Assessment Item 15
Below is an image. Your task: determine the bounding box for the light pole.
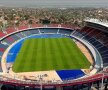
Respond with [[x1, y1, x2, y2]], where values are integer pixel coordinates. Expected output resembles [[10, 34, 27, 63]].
[[37, 75, 43, 90], [101, 68, 106, 90], [101, 72, 104, 90], [40, 76, 43, 90]]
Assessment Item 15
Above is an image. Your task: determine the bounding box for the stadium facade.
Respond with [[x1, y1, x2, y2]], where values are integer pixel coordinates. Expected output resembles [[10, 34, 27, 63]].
[[0, 19, 108, 90]]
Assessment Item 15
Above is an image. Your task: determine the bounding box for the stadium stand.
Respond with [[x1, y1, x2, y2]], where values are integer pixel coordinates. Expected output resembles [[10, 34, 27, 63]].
[[0, 32, 6, 38], [18, 26, 28, 30], [73, 26, 108, 65], [0, 22, 108, 90], [29, 29, 39, 34], [10, 34, 21, 41], [39, 28, 58, 34], [6, 27, 16, 34], [59, 28, 73, 35], [23, 30, 32, 36]]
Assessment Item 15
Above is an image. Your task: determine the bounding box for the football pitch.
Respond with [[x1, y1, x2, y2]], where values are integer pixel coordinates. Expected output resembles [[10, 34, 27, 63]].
[[12, 38, 90, 72]]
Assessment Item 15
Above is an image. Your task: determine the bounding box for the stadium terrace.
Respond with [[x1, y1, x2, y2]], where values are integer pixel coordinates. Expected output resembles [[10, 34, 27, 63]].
[[0, 19, 108, 90]]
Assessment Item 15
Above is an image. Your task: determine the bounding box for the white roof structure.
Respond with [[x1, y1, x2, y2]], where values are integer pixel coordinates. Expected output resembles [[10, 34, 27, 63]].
[[85, 18, 108, 28]]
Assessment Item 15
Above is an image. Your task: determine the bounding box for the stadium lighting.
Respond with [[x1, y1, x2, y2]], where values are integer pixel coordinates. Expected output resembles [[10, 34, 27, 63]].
[[101, 68, 106, 90], [37, 75, 44, 90]]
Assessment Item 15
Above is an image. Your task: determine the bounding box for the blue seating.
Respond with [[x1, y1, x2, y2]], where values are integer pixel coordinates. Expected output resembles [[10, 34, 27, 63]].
[[6, 37, 15, 43], [3, 39, 12, 45], [74, 31, 84, 38], [7, 40, 23, 63], [29, 29, 39, 34], [10, 35, 20, 41], [0, 52, 3, 56], [0, 43, 8, 49], [84, 35, 90, 40], [23, 30, 32, 36], [101, 50, 108, 55], [102, 57, 108, 64], [16, 32, 25, 38], [98, 46, 108, 52], [59, 29, 72, 35], [40, 28, 58, 33]]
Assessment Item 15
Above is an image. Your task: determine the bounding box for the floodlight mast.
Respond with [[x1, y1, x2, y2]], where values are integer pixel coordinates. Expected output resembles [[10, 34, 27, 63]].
[[37, 75, 43, 90], [101, 68, 106, 90]]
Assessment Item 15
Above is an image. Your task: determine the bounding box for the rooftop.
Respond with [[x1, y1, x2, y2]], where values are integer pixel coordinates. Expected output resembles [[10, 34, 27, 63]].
[[85, 18, 108, 28]]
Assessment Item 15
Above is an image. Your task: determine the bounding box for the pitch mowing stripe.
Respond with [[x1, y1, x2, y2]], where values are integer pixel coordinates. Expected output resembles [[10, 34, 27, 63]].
[[62, 38, 80, 68], [55, 38, 66, 69], [68, 39, 82, 68], [26, 39, 36, 71], [64, 38, 85, 68], [19, 40, 30, 53], [21, 39, 34, 72], [65, 38, 90, 68], [46, 39, 53, 70], [56, 38, 71, 69], [52, 38, 65, 69], [50, 39, 61, 69], [34, 39, 40, 70], [38, 39, 44, 70], [23, 39, 37, 71], [33, 39, 39, 70], [45, 39, 55, 70], [59, 38, 77, 68], [59, 38, 73, 69], [12, 40, 29, 72], [41, 38, 47, 70], [40, 38, 44, 71], [43, 39, 50, 70], [22, 40, 33, 72], [13, 38, 91, 72], [49, 38, 59, 70], [13, 40, 31, 72], [60, 38, 76, 67], [35, 39, 43, 70], [55, 38, 68, 69], [31, 39, 39, 70]]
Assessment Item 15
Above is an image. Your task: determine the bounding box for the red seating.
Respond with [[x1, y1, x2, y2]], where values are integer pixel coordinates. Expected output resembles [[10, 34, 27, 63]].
[[0, 32, 6, 38], [6, 27, 15, 34], [81, 26, 90, 31], [6, 37, 15, 42], [80, 26, 108, 49], [0, 48, 5, 52], [88, 28, 102, 36], [60, 24, 75, 29], [47, 24, 59, 27], [18, 26, 28, 31], [31, 24, 43, 28]]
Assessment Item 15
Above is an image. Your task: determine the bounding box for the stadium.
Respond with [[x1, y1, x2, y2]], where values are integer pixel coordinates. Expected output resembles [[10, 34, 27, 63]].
[[0, 18, 108, 90]]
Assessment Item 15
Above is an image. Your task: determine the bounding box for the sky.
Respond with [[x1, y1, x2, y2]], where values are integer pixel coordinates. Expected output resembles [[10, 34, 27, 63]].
[[0, 0, 108, 8]]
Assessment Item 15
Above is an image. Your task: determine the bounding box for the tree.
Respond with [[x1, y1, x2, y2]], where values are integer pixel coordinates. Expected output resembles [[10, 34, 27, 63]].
[[0, 21, 3, 31]]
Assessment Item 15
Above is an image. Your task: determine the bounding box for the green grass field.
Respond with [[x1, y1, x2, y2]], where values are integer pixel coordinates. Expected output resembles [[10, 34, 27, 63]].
[[12, 38, 90, 72]]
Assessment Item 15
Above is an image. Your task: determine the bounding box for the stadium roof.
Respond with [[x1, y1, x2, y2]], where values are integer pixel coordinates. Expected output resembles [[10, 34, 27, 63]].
[[85, 18, 108, 28]]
